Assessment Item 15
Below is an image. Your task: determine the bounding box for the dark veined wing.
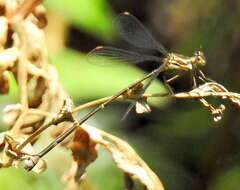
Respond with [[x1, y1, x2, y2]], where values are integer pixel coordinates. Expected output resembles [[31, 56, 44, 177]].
[[87, 46, 162, 66], [115, 12, 168, 55]]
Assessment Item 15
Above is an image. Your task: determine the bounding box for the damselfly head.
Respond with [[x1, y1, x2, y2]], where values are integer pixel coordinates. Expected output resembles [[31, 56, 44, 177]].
[[194, 51, 206, 66]]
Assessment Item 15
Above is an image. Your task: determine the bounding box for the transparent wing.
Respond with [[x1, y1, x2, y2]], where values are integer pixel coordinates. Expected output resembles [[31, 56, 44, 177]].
[[115, 12, 168, 55], [87, 46, 162, 66]]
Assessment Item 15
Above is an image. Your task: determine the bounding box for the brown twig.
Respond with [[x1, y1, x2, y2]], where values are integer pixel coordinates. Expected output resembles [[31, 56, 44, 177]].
[[18, 101, 74, 149], [172, 91, 240, 99], [72, 92, 169, 113]]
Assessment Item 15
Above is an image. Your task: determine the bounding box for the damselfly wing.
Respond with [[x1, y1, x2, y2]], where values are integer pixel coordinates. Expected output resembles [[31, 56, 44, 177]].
[[88, 46, 162, 66], [88, 12, 206, 73]]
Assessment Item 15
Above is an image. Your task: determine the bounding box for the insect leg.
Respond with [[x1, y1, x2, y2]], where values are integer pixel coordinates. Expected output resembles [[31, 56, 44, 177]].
[[190, 70, 197, 89], [163, 75, 175, 95], [198, 69, 215, 82]]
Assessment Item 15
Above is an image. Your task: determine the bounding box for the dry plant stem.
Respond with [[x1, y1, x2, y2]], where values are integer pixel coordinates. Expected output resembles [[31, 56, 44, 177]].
[[72, 96, 115, 113], [172, 91, 240, 99], [9, 18, 29, 132], [35, 64, 167, 161], [9, 18, 29, 109], [11, 111, 28, 132], [74, 91, 240, 102], [17, 43, 28, 110], [19, 109, 74, 149], [72, 92, 170, 113]]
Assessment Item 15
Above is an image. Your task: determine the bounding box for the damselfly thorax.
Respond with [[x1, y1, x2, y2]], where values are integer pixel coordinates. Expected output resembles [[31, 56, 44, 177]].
[[164, 51, 206, 71]]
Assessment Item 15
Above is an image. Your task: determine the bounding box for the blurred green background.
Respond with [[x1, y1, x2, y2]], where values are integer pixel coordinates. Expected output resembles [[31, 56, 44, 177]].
[[1, 0, 240, 190]]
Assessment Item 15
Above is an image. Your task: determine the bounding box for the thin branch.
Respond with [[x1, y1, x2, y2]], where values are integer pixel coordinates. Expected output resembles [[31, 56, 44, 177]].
[[172, 91, 240, 99], [72, 96, 114, 113], [18, 102, 74, 149], [72, 93, 169, 113]]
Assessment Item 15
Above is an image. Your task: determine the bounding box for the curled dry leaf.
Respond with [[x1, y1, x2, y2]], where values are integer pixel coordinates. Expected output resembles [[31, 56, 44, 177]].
[[173, 82, 240, 121], [70, 127, 98, 182], [66, 124, 164, 190]]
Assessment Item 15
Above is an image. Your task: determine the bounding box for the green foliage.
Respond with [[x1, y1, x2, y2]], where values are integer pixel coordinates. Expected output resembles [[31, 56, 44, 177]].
[[0, 168, 61, 190], [87, 148, 123, 190], [209, 166, 240, 190], [45, 0, 115, 40]]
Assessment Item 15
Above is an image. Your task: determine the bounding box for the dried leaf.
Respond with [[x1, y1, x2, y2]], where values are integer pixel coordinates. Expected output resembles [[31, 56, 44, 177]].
[[70, 127, 98, 182], [78, 124, 165, 190]]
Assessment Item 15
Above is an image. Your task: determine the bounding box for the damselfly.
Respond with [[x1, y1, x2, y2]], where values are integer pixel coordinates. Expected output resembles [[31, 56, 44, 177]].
[[88, 12, 209, 117], [24, 13, 211, 168]]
